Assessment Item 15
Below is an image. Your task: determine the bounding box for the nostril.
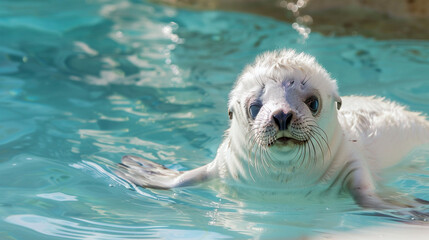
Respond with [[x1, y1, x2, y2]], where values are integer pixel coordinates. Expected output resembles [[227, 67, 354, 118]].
[[273, 115, 281, 129], [272, 111, 293, 131], [285, 112, 292, 128]]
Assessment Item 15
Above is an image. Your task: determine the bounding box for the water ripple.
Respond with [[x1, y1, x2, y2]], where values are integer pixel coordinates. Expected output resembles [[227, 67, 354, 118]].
[[5, 214, 232, 239], [5, 214, 158, 239], [1, 0, 429, 239], [37, 192, 78, 202]]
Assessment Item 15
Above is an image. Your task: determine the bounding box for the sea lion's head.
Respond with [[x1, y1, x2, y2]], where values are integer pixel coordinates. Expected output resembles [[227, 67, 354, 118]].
[[228, 50, 342, 167]]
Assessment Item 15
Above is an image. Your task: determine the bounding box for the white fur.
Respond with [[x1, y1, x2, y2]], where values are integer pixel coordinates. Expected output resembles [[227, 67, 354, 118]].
[[210, 49, 429, 208], [339, 96, 429, 170]]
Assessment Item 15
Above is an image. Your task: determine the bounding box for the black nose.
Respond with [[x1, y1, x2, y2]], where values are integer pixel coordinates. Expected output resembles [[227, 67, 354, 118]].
[[272, 110, 293, 131]]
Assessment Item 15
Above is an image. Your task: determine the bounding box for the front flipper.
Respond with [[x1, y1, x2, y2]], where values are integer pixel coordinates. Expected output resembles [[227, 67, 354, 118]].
[[116, 155, 216, 189], [347, 160, 429, 220], [117, 155, 181, 189]]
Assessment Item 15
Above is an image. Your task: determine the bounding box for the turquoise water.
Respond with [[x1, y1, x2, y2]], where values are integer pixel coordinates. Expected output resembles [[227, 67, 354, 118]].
[[1, 0, 429, 239]]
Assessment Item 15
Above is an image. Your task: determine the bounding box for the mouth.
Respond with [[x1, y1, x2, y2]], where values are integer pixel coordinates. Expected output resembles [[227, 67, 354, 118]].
[[268, 136, 307, 147], [276, 137, 291, 144]]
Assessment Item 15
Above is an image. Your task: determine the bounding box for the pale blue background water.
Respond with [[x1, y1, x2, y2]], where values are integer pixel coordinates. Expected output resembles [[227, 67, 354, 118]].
[[1, 0, 429, 239]]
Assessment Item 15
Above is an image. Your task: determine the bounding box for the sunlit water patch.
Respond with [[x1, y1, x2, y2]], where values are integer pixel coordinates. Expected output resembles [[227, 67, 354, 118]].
[[0, 0, 428, 239]]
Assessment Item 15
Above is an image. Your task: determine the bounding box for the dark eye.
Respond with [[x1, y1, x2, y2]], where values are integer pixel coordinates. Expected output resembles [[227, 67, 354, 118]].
[[249, 104, 262, 119], [305, 96, 319, 114]]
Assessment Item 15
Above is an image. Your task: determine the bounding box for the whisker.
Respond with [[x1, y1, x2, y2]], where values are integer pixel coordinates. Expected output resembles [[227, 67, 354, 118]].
[[246, 110, 334, 177], [307, 130, 324, 164], [307, 133, 317, 168], [310, 127, 331, 159], [312, 129, 327, 163]]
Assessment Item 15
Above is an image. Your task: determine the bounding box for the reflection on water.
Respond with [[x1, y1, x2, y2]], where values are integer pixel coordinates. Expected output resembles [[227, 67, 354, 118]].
[[0, 0, 428, 239]]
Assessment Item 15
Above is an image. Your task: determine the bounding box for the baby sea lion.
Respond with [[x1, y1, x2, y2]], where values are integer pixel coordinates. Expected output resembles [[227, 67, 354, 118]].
[[117, 49, 429, 212]]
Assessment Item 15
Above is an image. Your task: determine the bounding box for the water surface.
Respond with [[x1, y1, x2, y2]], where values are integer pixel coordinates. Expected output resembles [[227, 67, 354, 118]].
[[1, 0, 428, 239]]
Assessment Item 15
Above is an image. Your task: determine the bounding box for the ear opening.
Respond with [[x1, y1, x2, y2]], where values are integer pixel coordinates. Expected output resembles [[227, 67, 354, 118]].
[[334, 93, 342, 110], [227, 99, 238, 120]]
